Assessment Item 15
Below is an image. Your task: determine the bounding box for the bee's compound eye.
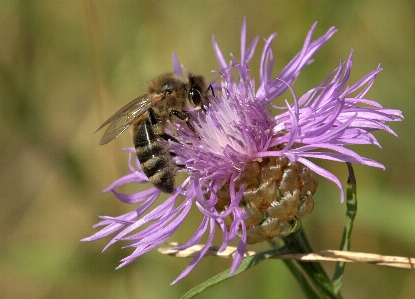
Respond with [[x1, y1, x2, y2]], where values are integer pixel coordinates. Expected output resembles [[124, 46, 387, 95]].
[[189, 86, 202, 106]]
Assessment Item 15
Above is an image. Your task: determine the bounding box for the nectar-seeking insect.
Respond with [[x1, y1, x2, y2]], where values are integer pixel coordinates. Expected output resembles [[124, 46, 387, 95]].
[[96, 73, 209, 193]]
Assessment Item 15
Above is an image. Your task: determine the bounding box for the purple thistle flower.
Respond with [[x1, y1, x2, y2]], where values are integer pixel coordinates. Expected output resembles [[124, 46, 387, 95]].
[[83, 19, 403, 284]]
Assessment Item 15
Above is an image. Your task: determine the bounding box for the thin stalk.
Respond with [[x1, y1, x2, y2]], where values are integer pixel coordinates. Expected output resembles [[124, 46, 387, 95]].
[[271, 226, 343, 299]]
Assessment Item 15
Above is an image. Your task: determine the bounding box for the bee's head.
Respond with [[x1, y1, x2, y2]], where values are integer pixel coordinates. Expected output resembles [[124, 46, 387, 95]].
[[187, 74, 210, 110]]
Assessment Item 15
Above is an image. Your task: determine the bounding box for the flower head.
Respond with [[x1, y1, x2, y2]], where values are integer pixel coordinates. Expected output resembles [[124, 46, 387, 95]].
[[83, 19, 403, 283]]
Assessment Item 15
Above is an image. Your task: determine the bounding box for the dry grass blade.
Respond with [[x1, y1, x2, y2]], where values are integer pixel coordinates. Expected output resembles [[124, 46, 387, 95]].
[[159, 243, 415, 269]]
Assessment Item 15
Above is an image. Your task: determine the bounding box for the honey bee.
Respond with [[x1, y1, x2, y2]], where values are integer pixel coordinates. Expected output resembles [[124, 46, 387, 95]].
[[96, 73, 209, 193]]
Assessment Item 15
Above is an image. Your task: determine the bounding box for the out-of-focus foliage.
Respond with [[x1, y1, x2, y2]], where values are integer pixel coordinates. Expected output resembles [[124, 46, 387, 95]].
[[1, 1, 414, 298]]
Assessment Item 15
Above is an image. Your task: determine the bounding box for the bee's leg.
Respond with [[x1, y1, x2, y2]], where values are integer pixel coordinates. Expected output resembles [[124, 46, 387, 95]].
[[170, 151, 185, 169], [173, 157, 186, 169], [168, 149, 185, 169], [147, 108, 181, 143], [170, 110, 199, 137], [147, 107, 164, 135], [170, 110, 189, 122], [208, 84, 215, 97], [160, 133, 180, 143]]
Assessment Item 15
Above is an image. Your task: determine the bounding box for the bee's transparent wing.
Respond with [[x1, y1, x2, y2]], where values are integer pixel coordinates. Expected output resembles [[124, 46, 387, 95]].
[[96, 93, 165, 145]]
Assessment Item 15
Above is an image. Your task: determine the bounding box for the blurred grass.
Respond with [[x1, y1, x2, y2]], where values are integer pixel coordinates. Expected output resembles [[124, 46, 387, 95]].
[[0, 1, 414, 298]]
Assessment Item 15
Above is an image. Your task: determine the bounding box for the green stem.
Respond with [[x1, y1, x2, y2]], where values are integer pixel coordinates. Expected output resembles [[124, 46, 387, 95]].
[[283, 259, 322, 299], [275, 226, 343, 299]]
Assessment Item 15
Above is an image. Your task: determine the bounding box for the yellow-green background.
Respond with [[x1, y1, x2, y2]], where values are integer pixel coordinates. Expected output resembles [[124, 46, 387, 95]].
[[1, 1, 414, 298]]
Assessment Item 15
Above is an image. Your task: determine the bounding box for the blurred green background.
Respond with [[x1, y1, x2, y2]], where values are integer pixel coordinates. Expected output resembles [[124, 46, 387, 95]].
[[1, 1, 414, 298]]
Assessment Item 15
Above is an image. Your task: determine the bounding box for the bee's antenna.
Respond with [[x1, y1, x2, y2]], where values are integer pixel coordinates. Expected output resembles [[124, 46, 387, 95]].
[[207, 84, 216, 97]]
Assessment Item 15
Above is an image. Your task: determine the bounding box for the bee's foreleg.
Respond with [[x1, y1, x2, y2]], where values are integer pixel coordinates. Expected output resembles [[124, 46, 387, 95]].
[[170, 110, 189, 122], [170, 110, 199, 138]]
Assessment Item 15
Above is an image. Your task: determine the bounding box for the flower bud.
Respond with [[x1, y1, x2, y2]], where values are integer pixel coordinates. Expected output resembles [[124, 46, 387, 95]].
[[216, 157, 318, 244]]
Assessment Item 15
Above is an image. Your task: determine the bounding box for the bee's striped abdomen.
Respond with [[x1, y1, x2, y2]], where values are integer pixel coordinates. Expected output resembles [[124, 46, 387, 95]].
[[133, 119, 176, 193]]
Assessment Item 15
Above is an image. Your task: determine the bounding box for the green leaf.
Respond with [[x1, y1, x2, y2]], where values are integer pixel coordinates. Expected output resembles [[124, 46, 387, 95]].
[[332, 162, 357, 292], [181, 247, 287, 299], [283, 227, 341, 299], [282, 259, 323, 299]]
